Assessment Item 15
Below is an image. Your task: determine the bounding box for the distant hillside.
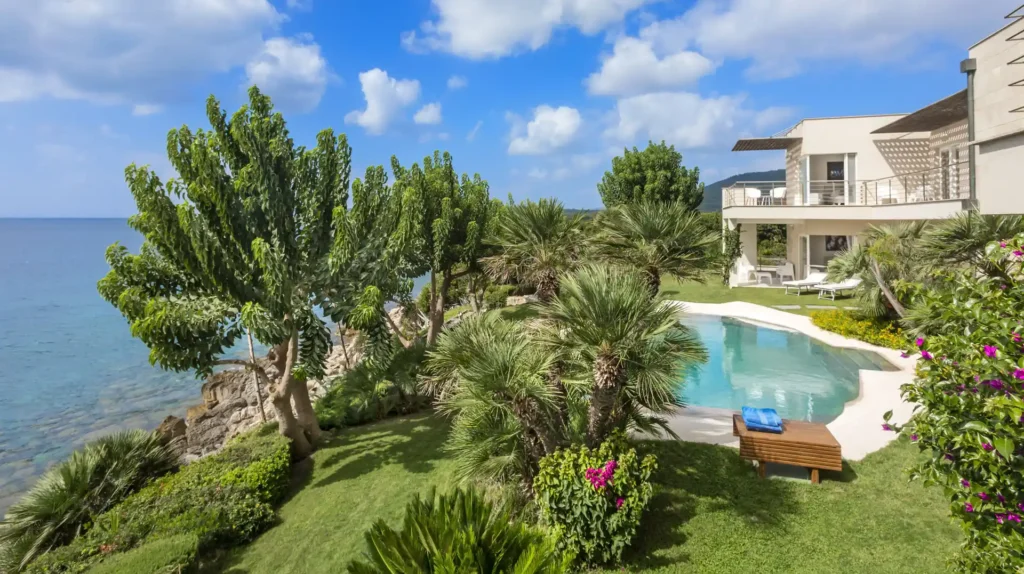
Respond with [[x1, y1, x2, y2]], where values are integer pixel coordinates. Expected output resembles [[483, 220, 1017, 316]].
[[699, 169, 785, 212]]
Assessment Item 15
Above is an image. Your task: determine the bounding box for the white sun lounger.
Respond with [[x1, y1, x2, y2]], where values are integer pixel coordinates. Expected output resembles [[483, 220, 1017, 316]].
[[782, 272, 828, 295], [817, 277, 862, 300]]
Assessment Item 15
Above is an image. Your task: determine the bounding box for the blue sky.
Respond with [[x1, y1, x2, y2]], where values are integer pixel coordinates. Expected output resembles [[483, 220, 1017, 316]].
[[0, 0, 1016, 217]]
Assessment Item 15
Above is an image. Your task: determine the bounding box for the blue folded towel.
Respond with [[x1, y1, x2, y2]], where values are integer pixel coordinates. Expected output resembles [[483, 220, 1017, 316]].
[[742, 406, 783, 433]]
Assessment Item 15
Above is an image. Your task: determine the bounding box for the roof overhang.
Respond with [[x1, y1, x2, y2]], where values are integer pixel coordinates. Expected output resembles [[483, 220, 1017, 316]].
[[872, 90, 967, 134], [731, 137, 801, 151]]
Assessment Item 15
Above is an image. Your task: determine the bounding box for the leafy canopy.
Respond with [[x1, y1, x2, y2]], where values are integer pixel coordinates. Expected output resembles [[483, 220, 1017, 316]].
[[598, 140, 703, 210]]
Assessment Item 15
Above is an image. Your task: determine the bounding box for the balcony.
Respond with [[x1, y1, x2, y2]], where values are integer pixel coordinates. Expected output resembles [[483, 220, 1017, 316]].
[[723, 161, 970, 209]]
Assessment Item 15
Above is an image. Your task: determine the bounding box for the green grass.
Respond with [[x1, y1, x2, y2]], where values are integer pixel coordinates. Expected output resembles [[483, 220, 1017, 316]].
[[659, 277, 856, 316], [215, 413, 959, 574]]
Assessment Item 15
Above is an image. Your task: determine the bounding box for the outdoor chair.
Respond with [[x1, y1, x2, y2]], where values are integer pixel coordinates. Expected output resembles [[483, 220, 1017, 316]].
[[776, 262, 795, 283], [782, 271, 827, 295], [817, 277, 862, 300]]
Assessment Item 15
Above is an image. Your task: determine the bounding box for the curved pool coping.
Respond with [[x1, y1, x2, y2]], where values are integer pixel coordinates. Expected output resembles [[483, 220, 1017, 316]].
[[665, 300, 917, 461]]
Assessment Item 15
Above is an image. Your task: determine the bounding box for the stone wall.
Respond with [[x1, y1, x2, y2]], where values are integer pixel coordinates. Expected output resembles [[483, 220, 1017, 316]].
[[157, 333, 363, 462]]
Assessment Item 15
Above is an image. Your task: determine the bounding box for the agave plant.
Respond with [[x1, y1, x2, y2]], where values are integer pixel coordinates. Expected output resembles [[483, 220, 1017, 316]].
[[0, 430, 175, 570], [592, 202, 720, 297], [483, 198, 586, 302], [348, 487, 568, 574], [541, 264, 707, 446]]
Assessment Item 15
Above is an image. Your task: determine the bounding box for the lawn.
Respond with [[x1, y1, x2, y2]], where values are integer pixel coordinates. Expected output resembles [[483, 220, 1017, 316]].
[[659, 277, 857, 316], [215, 412, 960, 574]]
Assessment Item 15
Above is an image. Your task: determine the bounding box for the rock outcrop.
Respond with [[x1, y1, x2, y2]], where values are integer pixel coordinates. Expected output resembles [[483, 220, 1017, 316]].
[[156, 332, 362, 463]]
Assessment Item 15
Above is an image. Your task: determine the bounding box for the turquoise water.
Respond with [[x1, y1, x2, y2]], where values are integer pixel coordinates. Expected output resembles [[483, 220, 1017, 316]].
[[0, 219, 427, 515], [680, 314, 897, 423]]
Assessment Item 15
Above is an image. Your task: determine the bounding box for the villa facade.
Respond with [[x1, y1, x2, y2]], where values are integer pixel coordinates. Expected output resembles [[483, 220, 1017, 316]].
[[723, 9, 1024, 286]]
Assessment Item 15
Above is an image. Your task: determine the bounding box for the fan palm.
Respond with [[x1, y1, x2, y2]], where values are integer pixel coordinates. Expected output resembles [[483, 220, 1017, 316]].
[[540, 264, 707, 446], [919, 212, 1024, 277], [425, 313, 565, 487], [0, 430, 175, 571], [592, 202, 720, 298], [483, 198, 585, 302]]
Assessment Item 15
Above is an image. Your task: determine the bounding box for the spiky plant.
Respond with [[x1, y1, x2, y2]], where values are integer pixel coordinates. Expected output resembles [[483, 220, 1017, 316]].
[[540, 264, 707, 446], [919, 212, 1024, 278], [0, 430, 175, 571], [592, 202, 720, 297], [483, 198, 585, 302], [348, 487, 568, 574], [426, 314, 565, 486]]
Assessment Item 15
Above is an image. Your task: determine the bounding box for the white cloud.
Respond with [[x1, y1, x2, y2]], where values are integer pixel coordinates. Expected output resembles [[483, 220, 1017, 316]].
[[508, 105, 582, 155], [0, 0, 283, 105], [402, 0, 655, 59], [585, 37, 715, 96], [245, 35, 329, 112], [286, 0, 313, 9], [344, 69, 421, 135], [466, 120, 483, 141], [414, 102, 443, 125], [131, 104, 163, 116], [606, 92, 791, 149], [641, 0, 1012, 79], [447, 75, 468, 90]]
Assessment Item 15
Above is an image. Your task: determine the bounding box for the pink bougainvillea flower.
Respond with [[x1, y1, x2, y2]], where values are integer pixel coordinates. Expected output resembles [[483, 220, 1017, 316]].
[[999, 494, 1007, 504], [979, 492, 991, 501], [945, 453, 955, 461], [921, 351, 933, 360], [1000, 241, 1008, 248], [996, 513, 1007, 524], [1018, 502, 1024, 512], [961, 479, 971, 488], [1001, 284, 1008, 290], [1010, 514, 1022, 523], [1019, 413, 1024, 424], [616, 498, 624, 509], [915, 337, 925, 348], [1014, 333, 1022, 343], [988, 380, 1005, 390], [965, 503, 974, 513], [900, 351, 910, 358], [882, 424, 893, 431], [911, 434, 919, 441], [983, 443, 995, 452], [984, 345, 998, 357], [1014, 250, 1024, 258], [1014, 369, 1024, 381]]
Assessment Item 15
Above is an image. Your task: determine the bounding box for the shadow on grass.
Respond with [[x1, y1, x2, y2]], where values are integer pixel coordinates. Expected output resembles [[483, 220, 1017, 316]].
[[620, 440, 804, 569], [498, 305, 540, 322], [312, 411, 448, 489]]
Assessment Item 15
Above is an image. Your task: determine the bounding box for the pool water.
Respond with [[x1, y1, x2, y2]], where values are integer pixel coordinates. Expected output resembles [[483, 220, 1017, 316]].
[[679, 314, 898, 423]]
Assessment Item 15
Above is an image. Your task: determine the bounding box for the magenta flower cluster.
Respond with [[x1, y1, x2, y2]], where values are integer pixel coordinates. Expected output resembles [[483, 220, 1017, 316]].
[[585, 459, 618, 491]]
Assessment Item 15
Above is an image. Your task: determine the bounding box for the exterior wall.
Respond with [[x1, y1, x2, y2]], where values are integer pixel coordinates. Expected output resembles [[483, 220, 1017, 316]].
[[970, 17, 1024, 144], [785, 140, 803, 205], [977, 132, 1024, 214], [727, 221, 759, 286], [798, 115, 909, 181]]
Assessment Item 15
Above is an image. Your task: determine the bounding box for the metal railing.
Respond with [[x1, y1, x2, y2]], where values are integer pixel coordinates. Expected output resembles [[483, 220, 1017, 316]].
[[722, 161, 970, 208]]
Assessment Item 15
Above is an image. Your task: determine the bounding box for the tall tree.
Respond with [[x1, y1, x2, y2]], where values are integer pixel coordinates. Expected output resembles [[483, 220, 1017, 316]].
[[592, 202, 721, 297], [597, 141, 703, 210], [396, 151, 497, 346], [483, 198, 585, 302], [98, 87, 343, 458]]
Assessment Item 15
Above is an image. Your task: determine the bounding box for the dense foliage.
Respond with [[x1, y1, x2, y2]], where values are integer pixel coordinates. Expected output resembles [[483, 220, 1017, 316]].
[[84, 534, 198, 574], [483, 198, 585, 302], [592, 203, 721, 297], [482, 284, 515, 309], [597, 141, 703, 211], [534, 433, 656, 566], [810, 310, 906, 350], [347, 487, 568, 574], [0, 430, 176, 571], [721, 223, 743, 286], [23, 426, 291, 574], [316, 341, 428, 429], [757, 224, 787, 263], [886, 234, 1024, 572]]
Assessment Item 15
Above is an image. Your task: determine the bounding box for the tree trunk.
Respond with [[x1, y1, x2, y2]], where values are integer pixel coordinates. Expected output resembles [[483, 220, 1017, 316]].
[[426, 271, 450, 346], [547, 366, 569, 444], [587, 353, 625, 447], [285, 329, 322, 445], [870, 259, 906, 318], [246, 329, 267, 423], [338, 323, 351, 370], [645, 267, 661, 299], [535, 270, 558, 303], [383, 309, 414, 349], [261, 369, 312, 460]]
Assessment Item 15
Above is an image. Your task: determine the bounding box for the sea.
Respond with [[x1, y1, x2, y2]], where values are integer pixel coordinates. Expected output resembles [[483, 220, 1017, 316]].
[[0, 219, 428, 516]]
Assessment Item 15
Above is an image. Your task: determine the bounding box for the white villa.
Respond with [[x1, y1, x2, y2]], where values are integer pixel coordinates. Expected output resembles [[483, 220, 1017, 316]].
[[724, 8, 1024, 287]]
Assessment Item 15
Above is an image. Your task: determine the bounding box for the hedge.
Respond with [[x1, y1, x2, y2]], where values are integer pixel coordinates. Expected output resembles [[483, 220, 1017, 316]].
[[85, 534, 198, 574]]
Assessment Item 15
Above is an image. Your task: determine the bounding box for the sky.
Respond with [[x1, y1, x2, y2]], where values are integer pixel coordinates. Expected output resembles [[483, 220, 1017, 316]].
[[0, 0, 1017, 217]]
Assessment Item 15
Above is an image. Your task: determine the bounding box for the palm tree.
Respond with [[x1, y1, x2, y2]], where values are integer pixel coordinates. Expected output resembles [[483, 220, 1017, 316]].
[[540, 264, 707, 446], [592, 202, 720, 298], [483, 198, 585, 302], [919, 212, 1024, 277], [424, 314, 565, 488]]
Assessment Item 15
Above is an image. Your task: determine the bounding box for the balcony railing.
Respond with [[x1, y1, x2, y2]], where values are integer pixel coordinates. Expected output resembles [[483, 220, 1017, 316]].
[[723, 161, 970, 208]]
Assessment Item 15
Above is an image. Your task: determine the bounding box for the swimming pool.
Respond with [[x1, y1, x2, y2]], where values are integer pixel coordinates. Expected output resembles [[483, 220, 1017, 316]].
[[679, 314, 898, 423]]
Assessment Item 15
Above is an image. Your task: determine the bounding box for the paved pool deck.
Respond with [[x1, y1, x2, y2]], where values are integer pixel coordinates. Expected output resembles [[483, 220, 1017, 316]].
[[659, 301, 918, 462]]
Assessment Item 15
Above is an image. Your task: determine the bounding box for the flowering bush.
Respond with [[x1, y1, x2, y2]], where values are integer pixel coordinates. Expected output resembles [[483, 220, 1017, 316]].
[[810, 309, 907, 349], [533, 432, 656, 566], [885, 234, 1024, 572]]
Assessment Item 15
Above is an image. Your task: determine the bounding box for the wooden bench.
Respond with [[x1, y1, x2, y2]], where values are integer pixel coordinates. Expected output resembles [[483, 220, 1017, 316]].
[[732, 415, 842, 484]]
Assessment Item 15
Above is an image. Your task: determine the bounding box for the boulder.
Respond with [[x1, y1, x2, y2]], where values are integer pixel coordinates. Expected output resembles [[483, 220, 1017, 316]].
[[155, 415, 186, 441]]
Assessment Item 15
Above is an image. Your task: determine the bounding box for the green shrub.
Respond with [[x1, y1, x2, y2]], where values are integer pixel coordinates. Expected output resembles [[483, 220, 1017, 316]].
[[0, 430, 176, 571], [885, 235, 1024, 573], [534, 432, 656, 567], [810, 309, 907, 349], [22, 425, 289, 574], [316, 341, 427, 430], [86, 534, 198, 574], [483, 284, 514, 309], [348, 487, 568, 574]]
